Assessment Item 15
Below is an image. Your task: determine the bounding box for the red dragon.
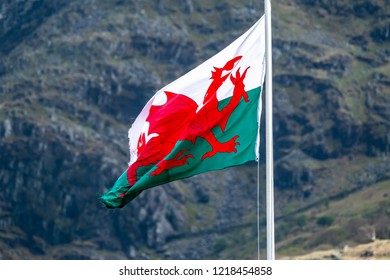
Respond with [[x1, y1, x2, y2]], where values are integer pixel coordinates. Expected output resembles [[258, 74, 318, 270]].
[[125, 55, 250, 188]]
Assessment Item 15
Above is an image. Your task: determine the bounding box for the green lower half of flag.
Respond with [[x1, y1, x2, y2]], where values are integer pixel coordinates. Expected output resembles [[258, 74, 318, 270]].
[[101, 87, 262, 208]]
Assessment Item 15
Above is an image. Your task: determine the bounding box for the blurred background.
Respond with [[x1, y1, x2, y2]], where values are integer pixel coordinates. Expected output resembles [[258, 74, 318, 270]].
[[0, 0, 389, 259]]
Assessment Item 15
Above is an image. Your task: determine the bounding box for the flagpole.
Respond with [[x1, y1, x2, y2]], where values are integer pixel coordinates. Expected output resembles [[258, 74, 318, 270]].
[[264, 0, 275, 260]]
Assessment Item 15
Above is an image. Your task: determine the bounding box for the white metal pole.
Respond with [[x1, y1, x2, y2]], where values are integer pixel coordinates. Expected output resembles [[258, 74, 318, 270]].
[[264, 0, 275, 260]]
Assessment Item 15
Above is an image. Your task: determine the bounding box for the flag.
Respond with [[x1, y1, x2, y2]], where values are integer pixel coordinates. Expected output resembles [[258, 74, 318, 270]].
[[101, 16, 266, 208]]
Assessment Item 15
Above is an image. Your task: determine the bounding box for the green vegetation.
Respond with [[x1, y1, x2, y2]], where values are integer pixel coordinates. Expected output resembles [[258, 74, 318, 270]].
[[316, 216, 335, 227]]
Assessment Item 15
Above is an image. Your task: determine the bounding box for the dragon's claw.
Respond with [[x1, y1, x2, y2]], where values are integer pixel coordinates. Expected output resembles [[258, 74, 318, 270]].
[[202, 135, 240, 160]]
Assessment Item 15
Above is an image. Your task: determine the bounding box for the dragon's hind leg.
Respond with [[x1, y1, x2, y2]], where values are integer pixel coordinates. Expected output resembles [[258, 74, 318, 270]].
[[201, 131, 240, 160], [150, 148, 194, 176]]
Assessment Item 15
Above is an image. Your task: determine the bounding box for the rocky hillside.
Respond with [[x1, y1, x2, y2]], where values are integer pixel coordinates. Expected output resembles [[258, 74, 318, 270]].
[[0, 0, 388, 259], [288, 239, 390, 260]]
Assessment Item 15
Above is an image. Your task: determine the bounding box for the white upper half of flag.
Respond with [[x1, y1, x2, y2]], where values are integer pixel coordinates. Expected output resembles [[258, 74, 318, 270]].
[[128, 16, 266, 164]]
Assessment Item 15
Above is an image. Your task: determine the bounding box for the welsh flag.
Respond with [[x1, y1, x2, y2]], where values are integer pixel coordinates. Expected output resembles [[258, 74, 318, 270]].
[[101, 16, 266, 208]]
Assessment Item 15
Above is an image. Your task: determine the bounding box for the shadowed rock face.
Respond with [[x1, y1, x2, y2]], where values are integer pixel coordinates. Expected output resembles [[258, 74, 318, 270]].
[[0, 0, 388, 259], [0, 0, 69, 55]]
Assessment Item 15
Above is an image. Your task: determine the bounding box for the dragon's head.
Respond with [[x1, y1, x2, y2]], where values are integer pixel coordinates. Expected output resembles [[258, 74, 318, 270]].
[[230, 66, 250, 85], [211, 56, 242, 80]]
